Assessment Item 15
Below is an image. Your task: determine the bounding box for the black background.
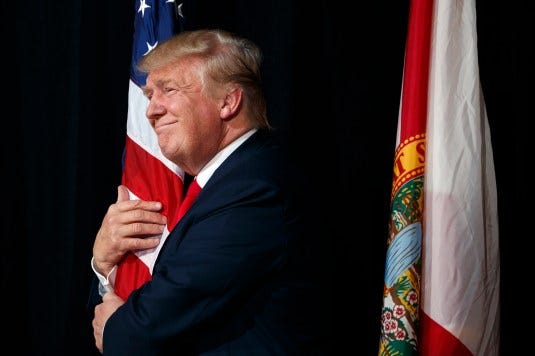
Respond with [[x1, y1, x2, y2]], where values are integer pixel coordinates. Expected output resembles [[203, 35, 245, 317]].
[[2, 0, 531, 354]]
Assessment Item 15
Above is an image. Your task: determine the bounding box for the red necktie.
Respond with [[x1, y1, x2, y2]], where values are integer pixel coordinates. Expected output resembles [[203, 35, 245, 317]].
[[176, 179, 202, 221], [114, 180, 201, 300]]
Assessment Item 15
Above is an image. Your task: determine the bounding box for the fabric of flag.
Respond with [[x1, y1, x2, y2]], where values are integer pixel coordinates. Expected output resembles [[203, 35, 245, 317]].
[[419, 0, 500, 354], [379, 0, 500, 355], [114, 0, 186, 301]]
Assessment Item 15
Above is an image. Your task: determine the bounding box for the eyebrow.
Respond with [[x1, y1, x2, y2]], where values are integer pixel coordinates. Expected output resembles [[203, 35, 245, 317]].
[[141, 78, 174, 96]]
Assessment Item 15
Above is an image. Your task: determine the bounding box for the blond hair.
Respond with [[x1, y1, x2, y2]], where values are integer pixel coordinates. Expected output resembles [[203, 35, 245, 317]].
[[138, 29, 270, 129]]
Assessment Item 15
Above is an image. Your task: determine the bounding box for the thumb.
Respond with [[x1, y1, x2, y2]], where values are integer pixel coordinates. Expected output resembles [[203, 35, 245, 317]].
[[116, 185, 130, 203]]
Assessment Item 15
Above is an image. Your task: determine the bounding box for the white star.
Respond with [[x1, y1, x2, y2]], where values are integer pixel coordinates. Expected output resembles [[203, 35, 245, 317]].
[[144, 41, 158, 56], [138, 0, 151, 18], [166, 1, 184, 18]]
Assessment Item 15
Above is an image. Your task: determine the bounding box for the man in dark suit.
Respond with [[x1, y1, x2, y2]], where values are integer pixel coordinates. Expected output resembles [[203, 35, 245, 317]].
[[88, 29, 329, 355]]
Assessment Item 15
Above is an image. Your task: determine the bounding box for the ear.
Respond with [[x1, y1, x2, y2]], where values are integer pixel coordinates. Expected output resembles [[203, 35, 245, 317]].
[[220, 87, 242, 119]]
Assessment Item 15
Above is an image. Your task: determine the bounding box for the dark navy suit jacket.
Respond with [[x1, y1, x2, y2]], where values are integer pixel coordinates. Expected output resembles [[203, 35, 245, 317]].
[[88, 130, 329, 355]]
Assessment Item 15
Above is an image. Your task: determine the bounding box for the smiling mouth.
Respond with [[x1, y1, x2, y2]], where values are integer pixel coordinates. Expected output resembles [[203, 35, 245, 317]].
[[155, 122, 175, 132]]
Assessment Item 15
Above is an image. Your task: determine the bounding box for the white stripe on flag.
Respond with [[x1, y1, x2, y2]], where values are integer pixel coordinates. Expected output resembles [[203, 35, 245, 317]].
[[421, 0, 500, 354]]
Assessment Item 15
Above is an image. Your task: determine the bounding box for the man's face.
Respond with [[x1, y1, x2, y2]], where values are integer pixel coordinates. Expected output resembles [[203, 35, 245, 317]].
[[143, 58, 225, 174]]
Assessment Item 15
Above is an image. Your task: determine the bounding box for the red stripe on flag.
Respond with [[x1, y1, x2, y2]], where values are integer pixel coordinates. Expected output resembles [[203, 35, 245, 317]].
[[419, 311, 472, 356], [114, 254, 152, 300], [121, 135, 184, 229], [398, 0, 433, 141]]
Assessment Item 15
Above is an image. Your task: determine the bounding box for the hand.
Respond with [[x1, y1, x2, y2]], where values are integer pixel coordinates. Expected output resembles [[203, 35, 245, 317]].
[[92, 185, 167, 276], [93, 291, 125, 353]]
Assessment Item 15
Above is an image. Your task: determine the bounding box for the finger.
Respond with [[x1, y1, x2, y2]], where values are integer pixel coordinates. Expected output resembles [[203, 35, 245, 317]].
[[116, 236, 161, 254], [122, 209, 167, 225], [127, 236, 162, 251], [92, 316, 100, 331], [114, 198, 163, 214], [106, 201, 165, 230], [92, 316, 102, 339], [114, 218, 167, 237], [116, 185, 130, 203], [116, 185, 163, 212]]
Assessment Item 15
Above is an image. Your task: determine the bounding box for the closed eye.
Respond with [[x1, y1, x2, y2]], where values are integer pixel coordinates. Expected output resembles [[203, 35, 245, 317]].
[[164, 87, 177, 95], [141, 86, 152, 100]]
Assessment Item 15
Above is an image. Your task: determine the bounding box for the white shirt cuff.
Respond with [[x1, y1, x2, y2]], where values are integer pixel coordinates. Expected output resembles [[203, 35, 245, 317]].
[[91, 256, 117, 296]]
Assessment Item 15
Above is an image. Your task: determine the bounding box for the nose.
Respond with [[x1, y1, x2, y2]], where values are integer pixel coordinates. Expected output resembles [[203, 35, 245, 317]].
[[146, 95, 166, 123]]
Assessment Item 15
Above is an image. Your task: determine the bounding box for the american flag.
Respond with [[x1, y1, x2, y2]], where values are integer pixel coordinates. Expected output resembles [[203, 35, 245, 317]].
[[114, 0, 186, 300]]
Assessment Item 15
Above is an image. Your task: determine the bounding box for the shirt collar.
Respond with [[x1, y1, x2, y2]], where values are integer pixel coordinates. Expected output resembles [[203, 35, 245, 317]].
[[195, 129, 257, 188]]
